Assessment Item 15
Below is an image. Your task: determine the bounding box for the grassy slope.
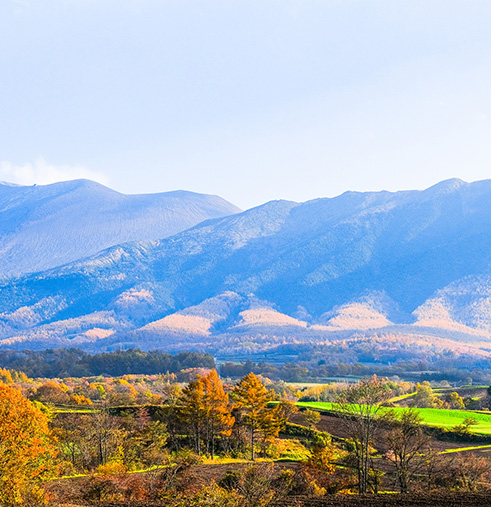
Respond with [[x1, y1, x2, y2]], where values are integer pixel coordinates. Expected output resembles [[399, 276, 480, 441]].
[[296, 402, 491, 434]]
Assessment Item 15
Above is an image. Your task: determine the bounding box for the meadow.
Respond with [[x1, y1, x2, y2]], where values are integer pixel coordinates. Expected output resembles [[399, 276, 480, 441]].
[[296, 402, 491, 434]]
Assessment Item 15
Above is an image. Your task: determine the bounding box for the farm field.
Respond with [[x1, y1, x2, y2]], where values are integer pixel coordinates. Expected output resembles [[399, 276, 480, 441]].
[[297, 402, 491, 434]]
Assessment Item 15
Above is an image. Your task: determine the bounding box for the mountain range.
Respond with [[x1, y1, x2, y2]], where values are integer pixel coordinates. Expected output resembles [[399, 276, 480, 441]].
[[1, 177, 491, 366]]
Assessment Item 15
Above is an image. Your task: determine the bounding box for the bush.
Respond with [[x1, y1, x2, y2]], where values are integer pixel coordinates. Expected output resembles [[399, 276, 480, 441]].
[[178, 482, 242, 507], [219, 470, 240, 491], [96, 461, 127, 476]]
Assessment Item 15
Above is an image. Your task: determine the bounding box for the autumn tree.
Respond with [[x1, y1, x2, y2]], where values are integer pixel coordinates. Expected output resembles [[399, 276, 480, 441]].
[[34, 380, 71, 405], [180, 373, 206, 455], [447, 391, 465, 409], [0, 383, 56, 505], [202, 370, 235, 458], [179, 370, 234, 458], [413, 381, 442, 409], [335, 375, 391, 494], [452, 454, 490, 491], [0, 368, 13, 384], [301, 409, 321, 429], [88, 406, 125, 466], [384, 408, 431, 493], [302, 432, 340, 495], [232, 373, 286, 460], [119, 408, 168, 469]]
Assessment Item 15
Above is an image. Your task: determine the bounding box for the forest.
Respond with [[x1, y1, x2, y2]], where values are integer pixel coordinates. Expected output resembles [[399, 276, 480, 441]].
[[0, 349, 215, 378], [2, 346, 491, 386]]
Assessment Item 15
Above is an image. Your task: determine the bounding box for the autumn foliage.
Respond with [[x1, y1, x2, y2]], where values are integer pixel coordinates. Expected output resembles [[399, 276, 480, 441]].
[[0, 382, 56, 505], [180, 369, 234, 458], [233, 373, 287, 460]]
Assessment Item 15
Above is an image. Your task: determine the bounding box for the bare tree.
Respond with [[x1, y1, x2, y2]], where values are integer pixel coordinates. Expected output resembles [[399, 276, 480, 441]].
[[384, 408, 431, 493], [89, 406, 124, 466], [335, 375, 391, 494]]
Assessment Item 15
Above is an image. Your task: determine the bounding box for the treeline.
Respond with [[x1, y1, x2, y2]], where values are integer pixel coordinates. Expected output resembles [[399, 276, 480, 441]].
[[220, 358, 491, 384], [0, 348, 215, 378]]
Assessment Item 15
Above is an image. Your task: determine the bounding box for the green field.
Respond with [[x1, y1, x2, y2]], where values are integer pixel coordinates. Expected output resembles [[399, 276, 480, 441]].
[[297, 402, 491, 434]]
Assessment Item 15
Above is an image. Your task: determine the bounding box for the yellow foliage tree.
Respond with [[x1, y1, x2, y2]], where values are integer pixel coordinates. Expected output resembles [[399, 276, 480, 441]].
[[0, 382, 57, 505]]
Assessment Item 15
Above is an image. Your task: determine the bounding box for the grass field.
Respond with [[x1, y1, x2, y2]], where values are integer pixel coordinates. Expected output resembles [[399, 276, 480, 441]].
[[296, 402, 491, 434]]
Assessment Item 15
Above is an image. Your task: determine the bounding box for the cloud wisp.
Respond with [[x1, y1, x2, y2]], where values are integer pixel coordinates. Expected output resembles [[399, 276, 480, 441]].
[[0, 158, 109, 187]]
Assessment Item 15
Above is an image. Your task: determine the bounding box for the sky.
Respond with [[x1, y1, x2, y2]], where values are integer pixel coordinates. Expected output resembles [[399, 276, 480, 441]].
[[1, 0, 491, 210]]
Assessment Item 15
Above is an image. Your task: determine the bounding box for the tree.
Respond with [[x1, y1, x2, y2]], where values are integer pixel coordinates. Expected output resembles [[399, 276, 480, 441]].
[[34, 380, 70, 405], [447, 391, 465, 409], [0, 383, 56, 505], [335, 375, 391, 494], [88, 406, 125, 466], [301, 409, 321, 429], [451, 416, 478, 435], [413, 381, 442, 408], [232, 373, 286, 460], [384, 408, 431, 493], [303, 432, 339, 495], [452, 454, 490, 491], [180, 375, 206, 455], [117, 408, 169, 470], [179, 370, 234, 458], [201, 370, 235, 459]]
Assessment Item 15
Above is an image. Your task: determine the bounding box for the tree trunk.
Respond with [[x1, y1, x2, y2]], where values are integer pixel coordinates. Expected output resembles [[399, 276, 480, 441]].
[[251, 425, 255, 461]]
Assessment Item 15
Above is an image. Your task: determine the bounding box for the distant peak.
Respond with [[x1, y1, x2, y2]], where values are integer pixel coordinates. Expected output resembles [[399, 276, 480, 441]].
[[425, 178, 467, 194]]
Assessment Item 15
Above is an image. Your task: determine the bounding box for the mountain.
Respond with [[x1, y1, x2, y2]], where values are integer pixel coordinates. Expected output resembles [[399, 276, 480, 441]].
[[2, 178, 491, 366], [0, 179, 241, 277]]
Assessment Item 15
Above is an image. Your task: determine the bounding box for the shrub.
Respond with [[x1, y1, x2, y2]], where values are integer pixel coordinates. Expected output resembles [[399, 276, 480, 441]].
[[178, 482, 242, 507]]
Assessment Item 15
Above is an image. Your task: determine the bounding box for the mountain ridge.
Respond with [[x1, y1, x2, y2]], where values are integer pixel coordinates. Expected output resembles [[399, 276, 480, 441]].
[[0, 179, 241, 277], [1, 178, 491, 365]]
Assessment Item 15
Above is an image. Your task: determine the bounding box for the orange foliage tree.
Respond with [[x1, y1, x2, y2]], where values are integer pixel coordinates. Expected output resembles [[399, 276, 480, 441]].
[[233, 373, 286, 460], [202, 369, 235, 459], [0, 382, 56, 505], [180, 369, 234, 458]]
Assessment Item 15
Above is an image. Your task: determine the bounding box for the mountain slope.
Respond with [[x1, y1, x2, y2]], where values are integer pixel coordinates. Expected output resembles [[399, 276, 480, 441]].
[[0, 179, 241, 277], [2, 178, 491, 356]]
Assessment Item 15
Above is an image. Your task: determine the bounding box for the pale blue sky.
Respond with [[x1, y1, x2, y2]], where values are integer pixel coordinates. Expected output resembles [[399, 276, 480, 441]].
[[1, 0, 491, 208]]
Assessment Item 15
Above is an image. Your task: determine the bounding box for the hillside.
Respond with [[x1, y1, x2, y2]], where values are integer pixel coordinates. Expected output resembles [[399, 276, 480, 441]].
[[1, 178, 491, 366], [0, 179, 241, 277]]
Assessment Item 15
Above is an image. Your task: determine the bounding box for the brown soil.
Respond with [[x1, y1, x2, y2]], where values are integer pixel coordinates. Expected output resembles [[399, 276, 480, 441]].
[[273, 492, 491, 506], [291, 412, 491, 455], [70, 492, 491, 506]]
